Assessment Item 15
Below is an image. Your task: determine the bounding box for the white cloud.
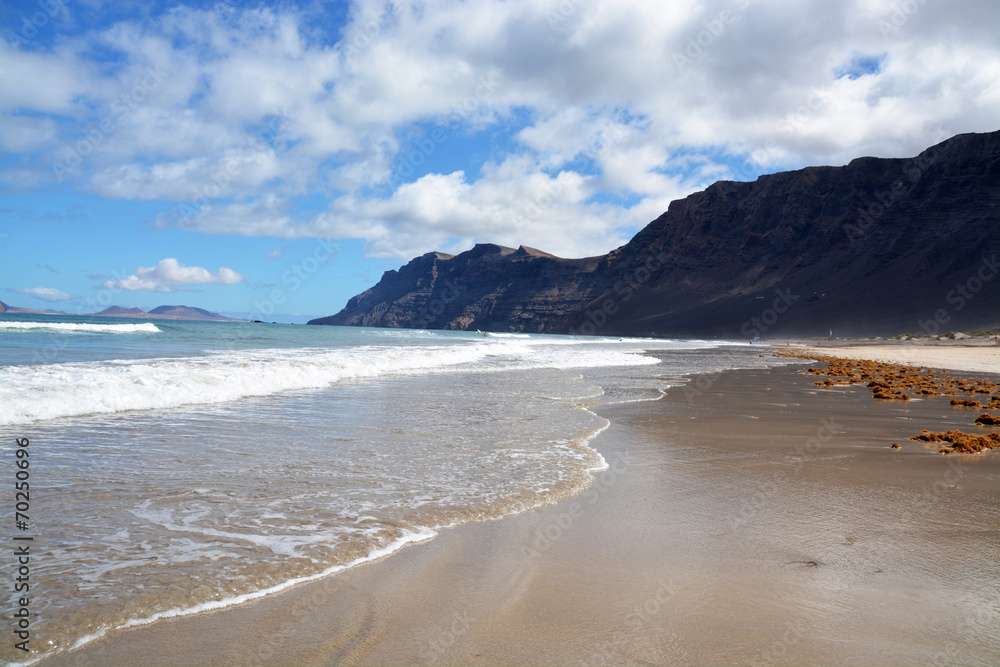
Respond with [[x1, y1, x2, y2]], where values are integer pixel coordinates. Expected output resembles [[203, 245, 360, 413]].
[[0, 115, 57, 153], [13, 287, 72, 302], [0, 41, 101, 114], [103, 258, 247, 292], [4, 0, 1000, 260]]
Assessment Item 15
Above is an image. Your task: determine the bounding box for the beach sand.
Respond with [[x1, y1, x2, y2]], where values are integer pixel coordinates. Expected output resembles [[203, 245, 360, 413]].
[[41, 356, 1000, 666], [793, 343, 1000, 374]]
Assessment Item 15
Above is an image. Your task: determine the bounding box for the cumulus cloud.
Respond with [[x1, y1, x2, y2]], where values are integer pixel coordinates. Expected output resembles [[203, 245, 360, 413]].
[[103, 258, 247, 292], [3, 0, 1000, 259], [12, 287, 72, 302], [166, 158, 645, 258]]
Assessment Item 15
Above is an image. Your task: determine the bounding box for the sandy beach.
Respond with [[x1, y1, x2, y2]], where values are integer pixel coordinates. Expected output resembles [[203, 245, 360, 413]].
[[40, 348, 1000, 666], [792, 343, 1000, 374]]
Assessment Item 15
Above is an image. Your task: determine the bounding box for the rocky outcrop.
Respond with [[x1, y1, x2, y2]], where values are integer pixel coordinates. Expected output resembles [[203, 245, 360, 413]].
[[318, 245, 608, 333], [309, 130, 1000, 337]]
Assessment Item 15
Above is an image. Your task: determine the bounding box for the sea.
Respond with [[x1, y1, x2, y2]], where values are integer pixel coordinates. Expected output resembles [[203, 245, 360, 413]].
[[0, 314, 782, 665]]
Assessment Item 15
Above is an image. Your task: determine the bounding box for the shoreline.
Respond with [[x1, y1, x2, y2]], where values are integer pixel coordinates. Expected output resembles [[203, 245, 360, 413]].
[[38, 352, 1000, 666]]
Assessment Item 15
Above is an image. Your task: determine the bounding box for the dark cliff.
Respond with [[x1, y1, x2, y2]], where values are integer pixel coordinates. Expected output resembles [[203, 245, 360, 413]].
[[320, 245, 607, 332], [309, 130, 1000, 337]]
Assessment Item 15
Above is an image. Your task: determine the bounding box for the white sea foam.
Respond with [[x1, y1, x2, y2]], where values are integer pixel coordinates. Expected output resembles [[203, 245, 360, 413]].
[[128, 501, 339, 558], [0, 321, 160, 334], [0, 338, 672, 425]]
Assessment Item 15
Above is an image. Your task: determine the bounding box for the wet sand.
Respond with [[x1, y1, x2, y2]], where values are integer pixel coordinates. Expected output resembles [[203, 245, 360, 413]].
[[41, 361, 1000, 666]]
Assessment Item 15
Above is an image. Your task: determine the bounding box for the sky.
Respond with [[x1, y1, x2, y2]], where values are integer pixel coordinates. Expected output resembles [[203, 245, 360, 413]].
[[1, 0, 998, 323]]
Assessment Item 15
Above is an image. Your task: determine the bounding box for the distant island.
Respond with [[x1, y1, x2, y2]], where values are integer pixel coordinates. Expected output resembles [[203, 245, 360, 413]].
[[0, 301, 242, 322]]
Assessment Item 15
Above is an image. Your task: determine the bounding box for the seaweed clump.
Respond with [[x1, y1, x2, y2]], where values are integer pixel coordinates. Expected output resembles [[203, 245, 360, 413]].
[[771, 350, 1000, 456], [910, 430, 1000, 454], [772, 351, 999, 404]]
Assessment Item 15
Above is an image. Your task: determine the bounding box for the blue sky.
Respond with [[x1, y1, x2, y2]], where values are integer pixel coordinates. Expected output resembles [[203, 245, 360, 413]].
[[1, 0, 998, 322]]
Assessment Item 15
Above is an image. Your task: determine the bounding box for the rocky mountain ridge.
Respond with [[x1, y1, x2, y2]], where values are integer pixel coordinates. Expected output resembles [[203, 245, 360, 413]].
[[309, 130, 1000, 337]]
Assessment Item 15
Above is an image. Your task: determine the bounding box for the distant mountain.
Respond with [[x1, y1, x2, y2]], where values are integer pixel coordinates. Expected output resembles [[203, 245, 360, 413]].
[[94, 306, 148, 317], [90, 304, 240, 321], [0, 301, 67, 316], [309, 130, 1000, 338], [0, 301, 241, 322], [145, 305, 235, 320]]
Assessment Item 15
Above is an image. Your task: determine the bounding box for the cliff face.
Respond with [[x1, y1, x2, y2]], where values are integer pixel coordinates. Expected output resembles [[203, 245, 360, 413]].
[[309, 130, 1000, 337], [322, 245, 609, 332]]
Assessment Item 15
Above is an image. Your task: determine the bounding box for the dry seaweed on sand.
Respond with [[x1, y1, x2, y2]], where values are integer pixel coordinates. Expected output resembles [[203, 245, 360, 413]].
[[774, 351, 998, 402], [773, 351, 1000, 455], [910, 429, 1000, 454]]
